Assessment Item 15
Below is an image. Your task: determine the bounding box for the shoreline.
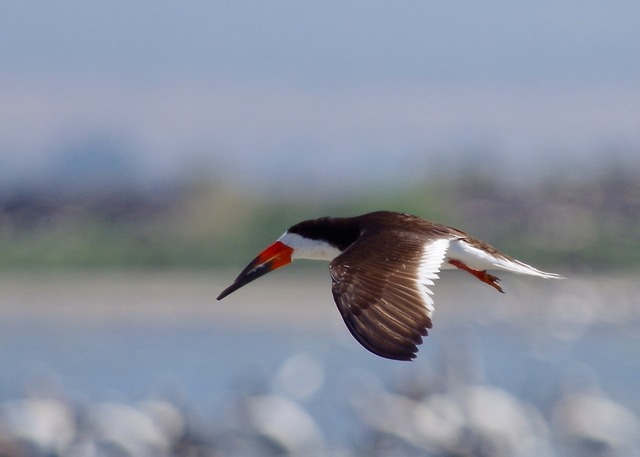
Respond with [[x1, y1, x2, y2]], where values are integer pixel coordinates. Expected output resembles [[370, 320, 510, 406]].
[[0, 270, 637, 329]]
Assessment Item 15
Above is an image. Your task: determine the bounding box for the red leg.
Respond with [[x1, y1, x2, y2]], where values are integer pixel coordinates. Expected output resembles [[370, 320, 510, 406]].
[[448, 259, 504, 293]]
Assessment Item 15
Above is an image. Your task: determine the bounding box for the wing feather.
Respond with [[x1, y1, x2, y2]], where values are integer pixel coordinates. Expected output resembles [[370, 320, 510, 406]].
[[330, 232, 450, 360]]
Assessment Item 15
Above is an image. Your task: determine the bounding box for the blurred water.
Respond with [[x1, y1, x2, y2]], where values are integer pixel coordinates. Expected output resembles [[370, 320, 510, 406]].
[[0, 272, 638, 456]]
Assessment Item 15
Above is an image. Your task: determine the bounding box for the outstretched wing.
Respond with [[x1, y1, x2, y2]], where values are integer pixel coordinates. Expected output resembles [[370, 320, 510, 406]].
[[329, 232, 450, 361]]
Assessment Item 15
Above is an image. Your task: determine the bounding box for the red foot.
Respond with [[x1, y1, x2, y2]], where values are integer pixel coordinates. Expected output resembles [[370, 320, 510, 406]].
[[448, 259, 504, 293]]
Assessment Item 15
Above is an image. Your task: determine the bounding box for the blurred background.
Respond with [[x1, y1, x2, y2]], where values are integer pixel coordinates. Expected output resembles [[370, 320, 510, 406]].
[[0, 1, 639, 456]]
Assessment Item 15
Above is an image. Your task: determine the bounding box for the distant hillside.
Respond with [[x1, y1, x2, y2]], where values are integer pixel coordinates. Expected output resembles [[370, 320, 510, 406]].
[[0, 165, 638, 271]]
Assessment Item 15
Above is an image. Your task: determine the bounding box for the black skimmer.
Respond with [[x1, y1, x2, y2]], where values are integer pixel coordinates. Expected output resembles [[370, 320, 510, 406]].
[[217, 211, 563, 361]]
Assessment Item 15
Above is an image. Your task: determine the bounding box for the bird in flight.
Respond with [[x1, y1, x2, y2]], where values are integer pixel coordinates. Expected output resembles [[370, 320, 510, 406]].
[[217, 211, 563, 361]]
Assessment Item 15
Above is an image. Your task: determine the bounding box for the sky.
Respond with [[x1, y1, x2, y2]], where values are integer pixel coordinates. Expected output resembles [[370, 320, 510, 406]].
[[1, 1, 639, 192]]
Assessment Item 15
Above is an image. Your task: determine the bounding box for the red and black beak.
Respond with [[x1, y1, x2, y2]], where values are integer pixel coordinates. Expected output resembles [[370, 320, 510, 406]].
[[217, 241, 294, 300]]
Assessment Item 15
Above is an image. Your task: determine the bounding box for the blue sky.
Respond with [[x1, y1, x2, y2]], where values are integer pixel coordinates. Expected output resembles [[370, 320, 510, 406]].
[[1, 1, 639, 190]]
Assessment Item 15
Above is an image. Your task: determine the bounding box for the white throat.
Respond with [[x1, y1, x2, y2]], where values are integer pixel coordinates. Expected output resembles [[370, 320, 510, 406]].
[[278, 232, 342, 261]]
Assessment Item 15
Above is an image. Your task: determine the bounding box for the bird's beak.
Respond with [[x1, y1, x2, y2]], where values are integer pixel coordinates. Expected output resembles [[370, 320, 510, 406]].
[[217, 241, 294, 300]]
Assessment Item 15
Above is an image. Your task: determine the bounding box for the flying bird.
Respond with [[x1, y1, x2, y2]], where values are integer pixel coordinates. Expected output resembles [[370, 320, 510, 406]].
[[217, 211, 563, 361]]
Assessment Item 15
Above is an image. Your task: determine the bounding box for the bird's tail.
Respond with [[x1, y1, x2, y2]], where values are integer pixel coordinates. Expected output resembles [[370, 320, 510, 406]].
[[447, 239, 565, 280]]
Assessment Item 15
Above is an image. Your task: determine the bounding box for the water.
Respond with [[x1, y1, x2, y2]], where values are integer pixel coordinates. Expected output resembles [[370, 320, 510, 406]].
[[0, 272, 639, 455]]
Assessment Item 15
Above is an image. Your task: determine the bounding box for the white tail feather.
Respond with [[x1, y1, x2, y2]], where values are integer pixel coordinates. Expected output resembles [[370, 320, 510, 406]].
[[446, 240, 564, 279]]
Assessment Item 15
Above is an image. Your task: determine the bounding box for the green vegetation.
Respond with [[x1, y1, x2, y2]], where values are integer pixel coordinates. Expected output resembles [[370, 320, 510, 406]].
[[1, 166, 638, 271]]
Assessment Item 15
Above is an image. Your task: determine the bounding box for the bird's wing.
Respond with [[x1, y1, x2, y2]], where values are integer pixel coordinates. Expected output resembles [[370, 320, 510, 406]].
[[329, 231, 450, 361]]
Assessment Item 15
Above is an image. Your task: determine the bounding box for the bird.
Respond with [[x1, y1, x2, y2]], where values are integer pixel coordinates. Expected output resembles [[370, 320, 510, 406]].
[[217, 211, 563, 361]]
